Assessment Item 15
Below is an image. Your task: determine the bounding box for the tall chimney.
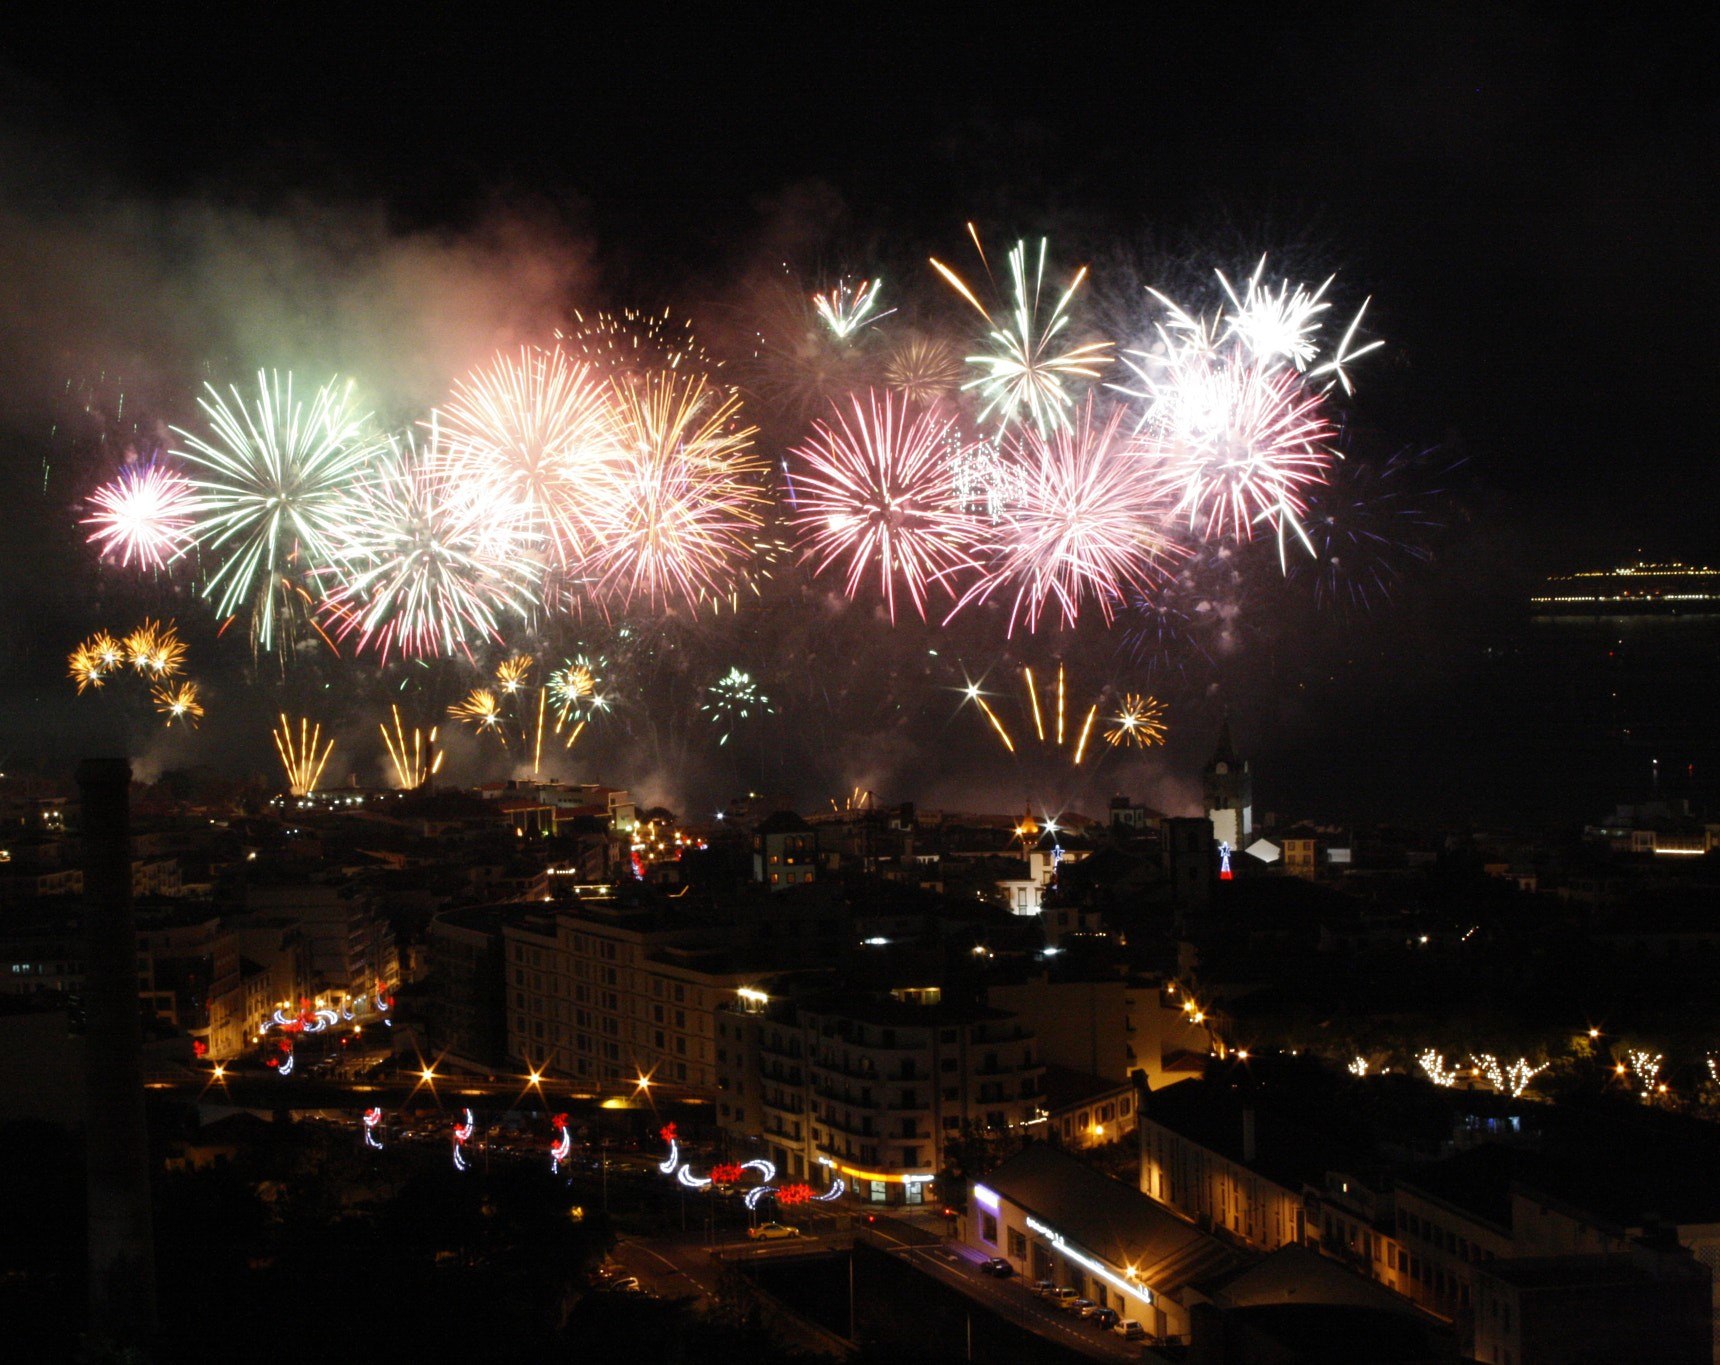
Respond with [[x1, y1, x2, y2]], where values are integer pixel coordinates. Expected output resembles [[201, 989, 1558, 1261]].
[[1242, 1105, 1257, 1166], [78, 757, 156, 1344]]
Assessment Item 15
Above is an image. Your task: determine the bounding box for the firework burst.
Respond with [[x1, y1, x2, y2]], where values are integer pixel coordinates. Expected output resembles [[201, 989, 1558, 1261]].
[[448, 688, 507, 739], [1105, 693, 1167, 748], [703, 667, 771, 746], [884, 335, 965, 407], [950, 403, 1180, 633], [173, 371, 385, 650], [82, 462, 194, 569], [582, 372, 767, 613], [124, 619, 187, 678], [930, 228, 1113, 433], [68, 632, 122, 692], [495, 654, 534, 695], [152, 680, 204, 728], [438, 346, 617, 570], [548, 656, 611, 723], [319, 430, 535, 662], [813, 278, 892, 340], [1117, 258, 1380, 562], [790, 392, 980, 622]]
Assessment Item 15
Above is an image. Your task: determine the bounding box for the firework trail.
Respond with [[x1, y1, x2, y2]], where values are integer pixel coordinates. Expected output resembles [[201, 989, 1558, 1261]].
[[381, 705, 442, 788], [948, 402, 1180, 633], [273, 715, 334, 795], [790, 391, 980, 622], [82, 462, 194, 569], [173, 371, 385, 651], [930, 227, 1113, 433]]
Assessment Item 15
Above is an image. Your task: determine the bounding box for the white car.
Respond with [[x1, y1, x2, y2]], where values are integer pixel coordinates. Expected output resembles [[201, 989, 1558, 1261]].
[[1113, 1319, 1147, 1340]]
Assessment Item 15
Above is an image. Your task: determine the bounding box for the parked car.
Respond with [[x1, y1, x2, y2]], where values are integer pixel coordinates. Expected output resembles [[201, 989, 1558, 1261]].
[[1113, 1319, 1147, 1340], [980, 1257, 1014, 1277], [1090, 1307, 1120, 1329], [748, 1222, 801, 1241], [1076, 1300, 1107, 1318], [1029, 1279, 1058, 1297], [1045, 1287, 1079, 1309], [1065, 1297, 1096, 1315]]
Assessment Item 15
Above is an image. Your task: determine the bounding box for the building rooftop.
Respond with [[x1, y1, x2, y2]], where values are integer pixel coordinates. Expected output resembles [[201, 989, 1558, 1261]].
[[1481, 1253, 1707, 1290], [981, 1143, 1246, 1294]]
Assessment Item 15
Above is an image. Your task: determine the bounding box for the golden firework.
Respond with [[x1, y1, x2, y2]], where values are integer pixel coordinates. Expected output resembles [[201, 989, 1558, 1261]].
[[152, 680, 204, 727], [273, 714, 334, 795], [1105, 693, 1168, 749]]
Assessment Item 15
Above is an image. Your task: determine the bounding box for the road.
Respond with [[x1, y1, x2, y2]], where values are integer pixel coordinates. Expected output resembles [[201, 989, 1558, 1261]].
[[610, 1209, 1161, 1364]]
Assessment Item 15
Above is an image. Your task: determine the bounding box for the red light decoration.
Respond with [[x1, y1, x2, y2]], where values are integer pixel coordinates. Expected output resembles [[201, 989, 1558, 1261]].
[[777, 1183, 814, 1206], [552, 1112, 569, 1128], [192, 1039, 208, 1058], [659, 1122, 678, 1144], [710, 1163, 745, 1185]]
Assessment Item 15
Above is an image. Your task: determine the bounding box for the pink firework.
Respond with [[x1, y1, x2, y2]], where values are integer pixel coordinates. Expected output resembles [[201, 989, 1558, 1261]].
[[951, 402, 1181, 634], [791, 392, 981, 622], [581, 371, 767, 613], [82, 463, 194, 569], [1138, 353, 1334, 549], [437, 345, 617, 570]]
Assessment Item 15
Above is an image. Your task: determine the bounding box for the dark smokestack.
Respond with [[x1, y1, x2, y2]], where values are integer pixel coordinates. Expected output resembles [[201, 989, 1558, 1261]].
[[77, 757, 156, 1345]]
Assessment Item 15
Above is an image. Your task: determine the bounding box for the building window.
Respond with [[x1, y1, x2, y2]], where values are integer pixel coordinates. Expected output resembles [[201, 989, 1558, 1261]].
[[981, 1212, 998, 1244], [1007, 1227, 1026, 1259]]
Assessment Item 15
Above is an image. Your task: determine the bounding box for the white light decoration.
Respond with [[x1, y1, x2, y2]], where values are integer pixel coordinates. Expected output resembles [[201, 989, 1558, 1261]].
[[742, 1158, 777, 1183], [1347, 1056, 1369, 1078], [1469, 1053, 1547, 1099], [277, 1051, 294, 1077], [362, 1106, 384, 1150], [744, 1185, 775, 1211], [1417, 1049, 1458, 1087], [677, 1165, 711, 1188], [1628, 1049, 1663, 1100], [814, 1180, 846, 1202], [1025, 1215, 1154, 1308], [550, 1124, 571, 1174], [658, 1141, 680, 1175]]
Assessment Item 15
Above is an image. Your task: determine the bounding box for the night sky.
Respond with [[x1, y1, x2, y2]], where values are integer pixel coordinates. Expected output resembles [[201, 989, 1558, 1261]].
[[0, 6, 1713, 824]]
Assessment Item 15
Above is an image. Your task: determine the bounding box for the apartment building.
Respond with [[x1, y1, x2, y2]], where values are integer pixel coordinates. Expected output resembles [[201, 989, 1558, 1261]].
[[502, 901, 763, 1090], [716, 986, 1044, 1203]]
